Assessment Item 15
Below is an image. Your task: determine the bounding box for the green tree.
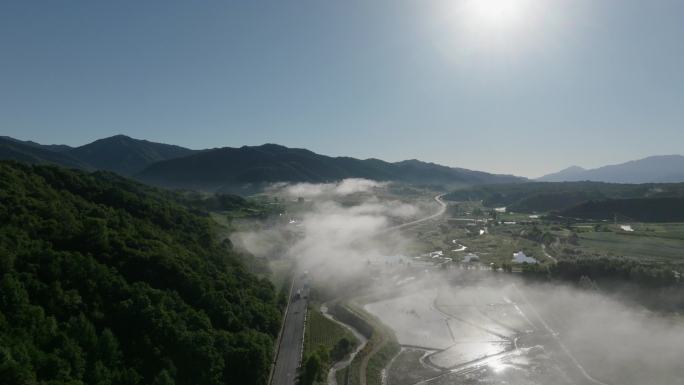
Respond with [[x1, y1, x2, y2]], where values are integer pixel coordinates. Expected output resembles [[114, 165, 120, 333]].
[[0, 161, 283, 385], [153, 370, 175, 385], [299, 354, 322, 385]]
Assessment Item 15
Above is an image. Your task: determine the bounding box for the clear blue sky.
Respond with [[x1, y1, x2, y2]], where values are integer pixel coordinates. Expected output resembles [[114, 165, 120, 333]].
[[2, 0, 683, 177]]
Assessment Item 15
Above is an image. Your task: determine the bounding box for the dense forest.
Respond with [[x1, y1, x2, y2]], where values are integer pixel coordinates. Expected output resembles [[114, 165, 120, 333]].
[[558, 197, 684, 222], [444, 181, 684, 213], [0, 161, 281, 385], [521, 257, 679, 287], [520, 257, 683, 311], [1, 136, 523, 194], [135, 143, 522, 192], [0, 135, 195, 177]]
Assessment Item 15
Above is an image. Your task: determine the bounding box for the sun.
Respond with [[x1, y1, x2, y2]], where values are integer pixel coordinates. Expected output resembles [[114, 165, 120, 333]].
[[433, 0, 547, 57], [443, 0, 538, 38], [465, 0, 527, 29]]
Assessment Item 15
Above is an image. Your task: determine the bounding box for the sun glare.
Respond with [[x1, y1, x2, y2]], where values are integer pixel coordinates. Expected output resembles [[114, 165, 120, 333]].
[[437, 0, 541, 52], [465, 0, 527, 29], [444, 0, 538, 37]]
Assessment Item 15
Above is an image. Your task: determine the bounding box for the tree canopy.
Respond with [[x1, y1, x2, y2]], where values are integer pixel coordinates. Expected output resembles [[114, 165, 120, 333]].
[[0, 161, 280, 385]]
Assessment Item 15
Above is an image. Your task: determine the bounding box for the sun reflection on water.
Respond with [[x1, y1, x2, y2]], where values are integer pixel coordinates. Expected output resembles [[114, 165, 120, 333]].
[[488, 359, 512, 373]]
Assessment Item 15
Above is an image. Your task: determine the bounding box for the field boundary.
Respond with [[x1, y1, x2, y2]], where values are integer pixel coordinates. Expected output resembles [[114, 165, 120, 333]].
[[330, 302, 400, 385]]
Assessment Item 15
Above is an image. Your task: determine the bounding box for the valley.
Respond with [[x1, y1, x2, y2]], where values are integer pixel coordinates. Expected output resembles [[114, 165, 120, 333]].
[[5, 2, 684, 384], [244, 181, 684, 385]]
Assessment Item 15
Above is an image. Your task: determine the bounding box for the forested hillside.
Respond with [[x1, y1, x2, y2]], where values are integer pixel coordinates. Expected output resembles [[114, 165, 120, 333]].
[[135, 143, 523, 192], [0, 136, 524, 193], [558, 197, 684, 222], [444, 181, 684, 212], [67, 135, 196, 176], [0, 135, 195, 177], [0, 161, 280, 385], [0, 137, 89, 170]]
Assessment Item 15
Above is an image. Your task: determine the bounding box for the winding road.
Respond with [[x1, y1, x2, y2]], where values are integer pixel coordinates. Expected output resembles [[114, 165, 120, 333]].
[[320, 304, 369, 385], [384, 194, 447, 232]]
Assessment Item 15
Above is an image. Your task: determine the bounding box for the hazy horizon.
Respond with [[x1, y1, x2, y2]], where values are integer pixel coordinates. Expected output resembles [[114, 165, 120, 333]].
[[3, 0, 684, 177]]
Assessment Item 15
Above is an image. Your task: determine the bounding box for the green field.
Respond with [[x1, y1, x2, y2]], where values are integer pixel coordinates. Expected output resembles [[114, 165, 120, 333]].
[[400, 197, 684, 269], [578, 232, 684, 263], [333, 303, 399, 385], [404, 216, 551, 267], [624, 222, 684, 240], [304, 307, 357, 360], [547, 222, 684, 265]]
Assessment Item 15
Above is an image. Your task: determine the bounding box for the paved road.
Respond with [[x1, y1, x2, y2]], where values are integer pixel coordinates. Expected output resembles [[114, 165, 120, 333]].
[[384, 194, 447, 232], [271, 276, 308, 385]]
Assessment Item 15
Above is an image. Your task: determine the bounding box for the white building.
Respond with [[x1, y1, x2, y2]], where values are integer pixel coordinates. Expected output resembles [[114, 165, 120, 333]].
[[512, 251, 537, 264]]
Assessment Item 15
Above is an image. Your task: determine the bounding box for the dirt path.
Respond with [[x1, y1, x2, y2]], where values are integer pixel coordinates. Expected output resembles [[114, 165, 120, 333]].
[[358, 334, 387, 385], [320, 304, 369, 385], [541, 244, 558, 263]]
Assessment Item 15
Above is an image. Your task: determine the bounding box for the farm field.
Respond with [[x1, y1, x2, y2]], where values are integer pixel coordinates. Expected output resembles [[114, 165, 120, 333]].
[[304, 307, 357, 359], [363, 281, 596, 385], [361, 277, 684, 385], [577, 232, 684, 263], [633, 222, 684, 239], [385, 349, 441, 385], [403, 219, 549, 267], [291, 187, 683, 385], [407, 201, 684, 268]]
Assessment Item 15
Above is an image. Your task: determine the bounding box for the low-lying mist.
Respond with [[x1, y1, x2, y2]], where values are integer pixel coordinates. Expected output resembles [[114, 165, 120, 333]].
[[524, 282, 684, 385], [232, 179, 684, 385], [233, 179, 423, 280]]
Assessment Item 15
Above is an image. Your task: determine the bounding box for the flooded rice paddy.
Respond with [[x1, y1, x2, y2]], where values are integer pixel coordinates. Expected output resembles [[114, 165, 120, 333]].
[[363, 279, 684, 385], [364, 285, 560, 384]]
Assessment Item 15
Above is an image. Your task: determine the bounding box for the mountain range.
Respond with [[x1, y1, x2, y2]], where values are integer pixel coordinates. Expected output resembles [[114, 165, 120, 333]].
[[538, 155, 684, 184], [0, 135, 523, 192], [0, 135, 196, 176], [5, 135, 684, 190]]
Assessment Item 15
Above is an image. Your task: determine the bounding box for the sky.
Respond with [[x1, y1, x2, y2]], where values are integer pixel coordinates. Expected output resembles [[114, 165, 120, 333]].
[[1, 0, 683, 178]]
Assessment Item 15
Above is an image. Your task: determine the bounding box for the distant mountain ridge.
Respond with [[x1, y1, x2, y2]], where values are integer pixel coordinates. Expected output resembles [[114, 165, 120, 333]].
[[0, 136, 89, 170], [68, 134, 197, 175], [0, 135, 195, 176], [0, 135, 524, 192], [539, 165, 586, 182], [135, 143, 524, 192], [539, 155, 684, 183], [1, 136, 73, 152]]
